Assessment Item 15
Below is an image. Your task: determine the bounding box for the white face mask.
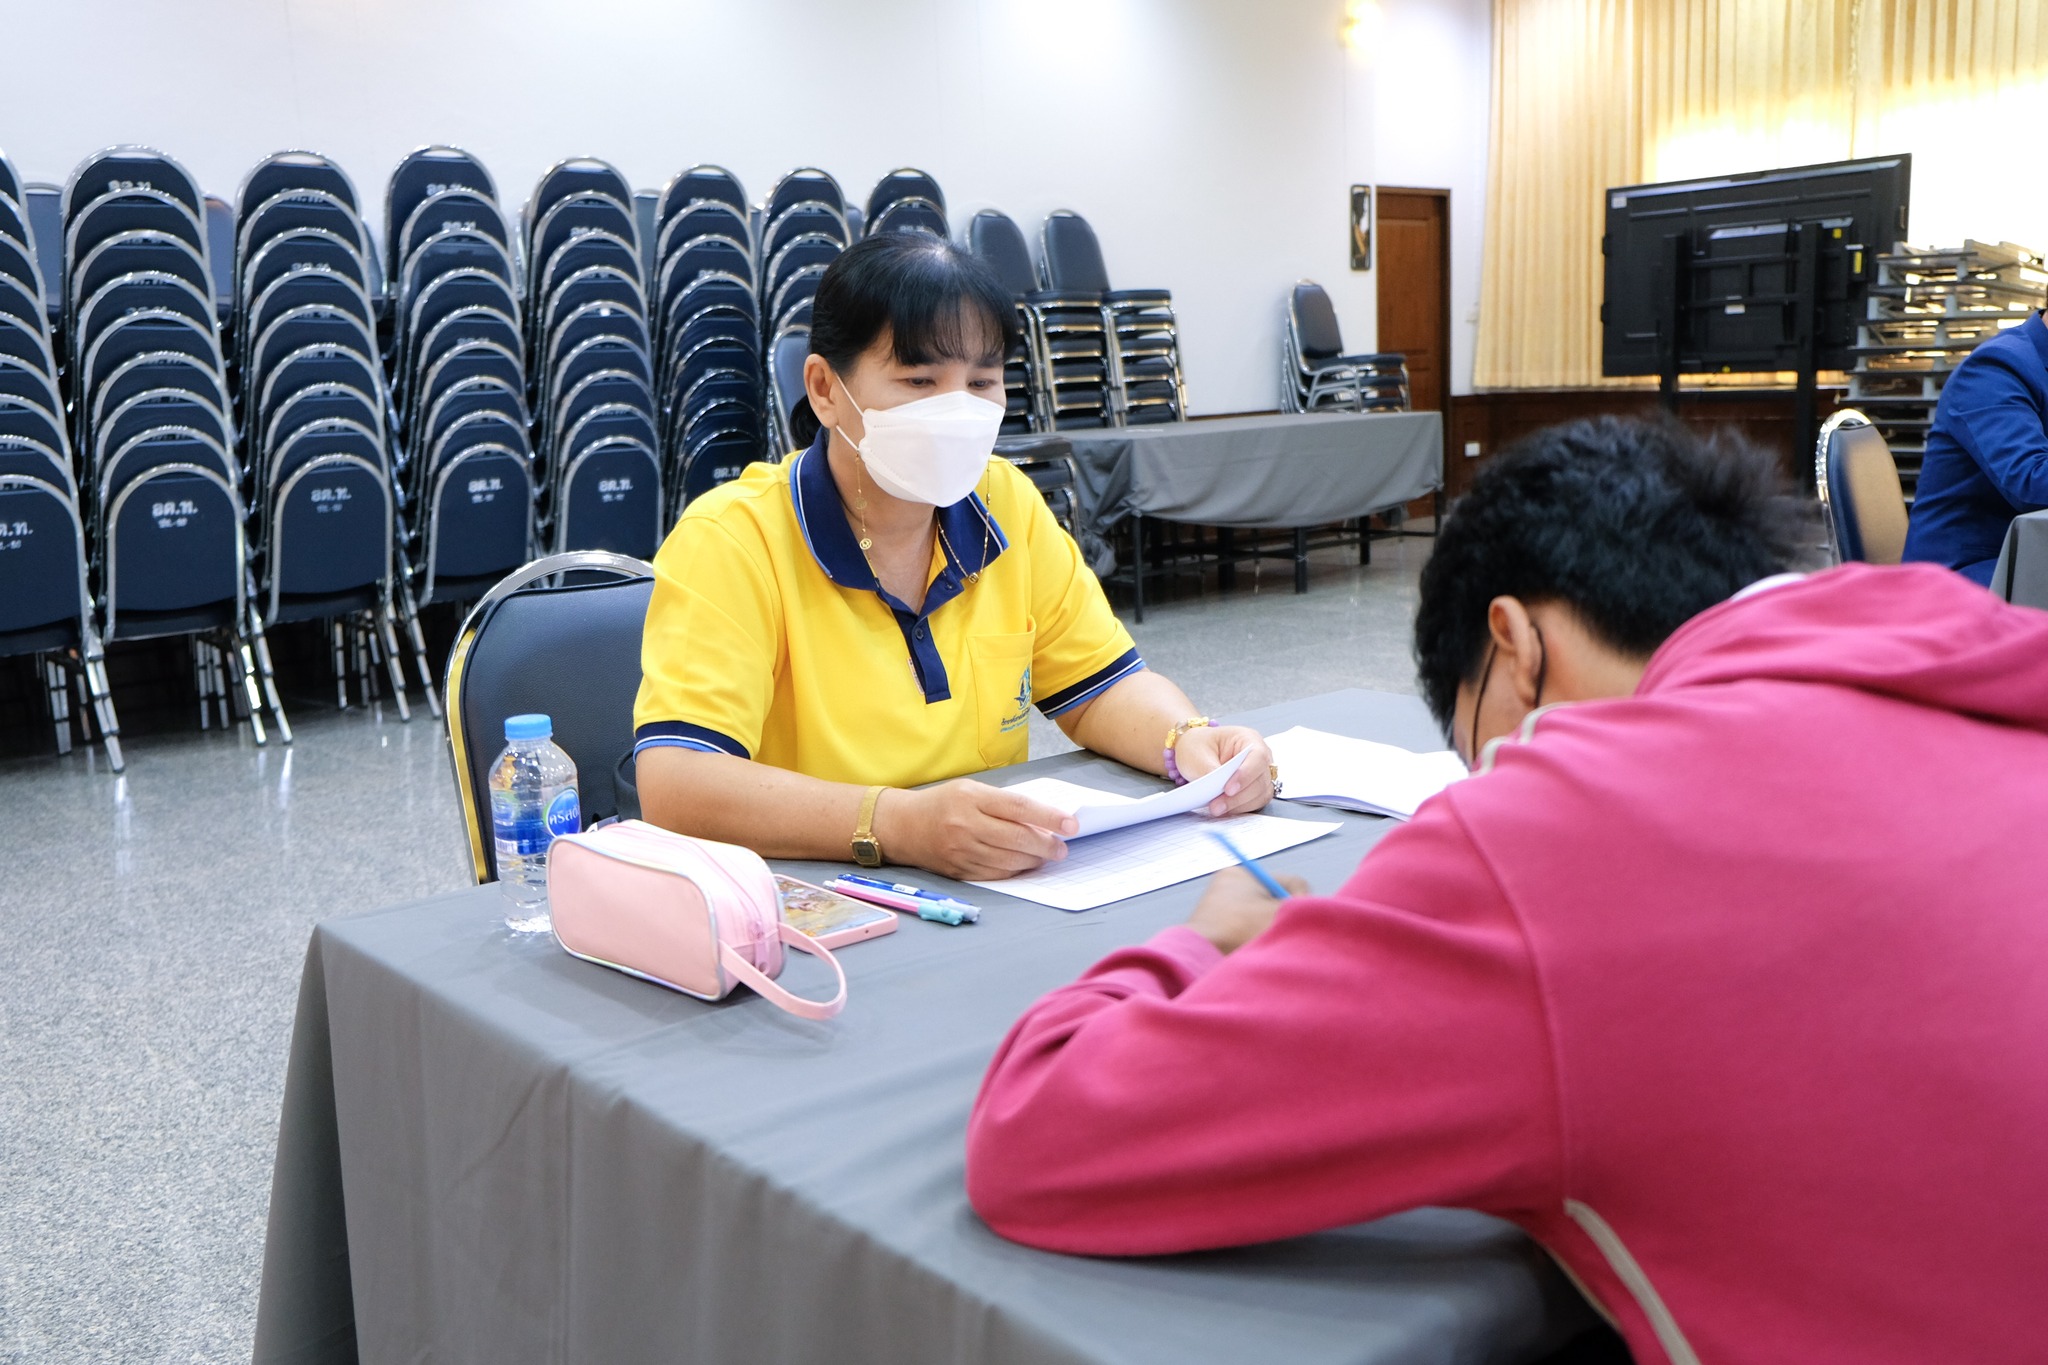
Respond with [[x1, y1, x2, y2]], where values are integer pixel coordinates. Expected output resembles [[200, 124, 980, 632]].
[[834, 380, 1006, 508]]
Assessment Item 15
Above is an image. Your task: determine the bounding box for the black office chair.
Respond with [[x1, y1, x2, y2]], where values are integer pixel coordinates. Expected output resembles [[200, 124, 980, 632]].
[[443, 551, 655, 882], [1815, 409, 1908, 565], [1284, 281, 1409, 413], [1040, 209, 1186, 426], [967, 209, 1099, 433]]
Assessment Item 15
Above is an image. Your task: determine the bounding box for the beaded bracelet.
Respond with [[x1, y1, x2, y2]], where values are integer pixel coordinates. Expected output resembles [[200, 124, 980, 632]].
[[1162, 716, 1213, 785]]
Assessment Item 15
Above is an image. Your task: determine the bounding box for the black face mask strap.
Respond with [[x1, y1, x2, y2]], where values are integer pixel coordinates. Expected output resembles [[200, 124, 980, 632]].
[[1531, 622, 1548, 710], [1465, 642, 1498, 764]]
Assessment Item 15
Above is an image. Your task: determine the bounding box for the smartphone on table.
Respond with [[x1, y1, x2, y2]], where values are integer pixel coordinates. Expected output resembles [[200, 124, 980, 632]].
[[775, 875, 898, 948]]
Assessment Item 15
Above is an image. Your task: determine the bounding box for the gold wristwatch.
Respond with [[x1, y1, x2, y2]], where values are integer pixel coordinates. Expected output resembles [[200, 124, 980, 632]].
[[851, 785, 886, 867]]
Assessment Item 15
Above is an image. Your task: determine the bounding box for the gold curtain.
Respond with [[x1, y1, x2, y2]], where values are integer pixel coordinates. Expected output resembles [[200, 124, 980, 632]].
[[1476, 0, 2048, 389]]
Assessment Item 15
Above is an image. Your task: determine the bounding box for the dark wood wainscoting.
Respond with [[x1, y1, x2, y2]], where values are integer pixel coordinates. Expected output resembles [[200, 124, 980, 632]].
[[1444, 387, 1845, 500]]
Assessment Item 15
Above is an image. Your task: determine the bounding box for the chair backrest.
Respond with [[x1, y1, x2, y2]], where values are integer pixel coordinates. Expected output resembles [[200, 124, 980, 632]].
[[867, 198, 946, 240], [65, 146, 205, 227], [444, 551, 655, 881], [1290, 281, 1346, 359], [236, 150, 360, 225], [1040, 210, 1110, 293], [764, 168, 845, 222], [527, 157, 632, 246], [865, 168, 945, 223], [1816, 409, 1908, 565], [659, 164, 749, 230]]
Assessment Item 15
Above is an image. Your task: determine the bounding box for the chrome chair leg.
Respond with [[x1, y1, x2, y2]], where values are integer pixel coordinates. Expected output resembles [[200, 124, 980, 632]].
[[194, 639, 214, 730], [332, 619, 349, 709], [245, 608, 292, 744], [228, 629, 268, 746], [214, 639, 234, 730], [378, 604, 414, 722], [44, 656, 73, 756], [82, 628, 124, 772], [396, 562, 442, 718]]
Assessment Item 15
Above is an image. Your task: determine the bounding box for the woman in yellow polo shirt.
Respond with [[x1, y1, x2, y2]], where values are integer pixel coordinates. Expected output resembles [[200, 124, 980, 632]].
[[634, 233, 1273, 880]]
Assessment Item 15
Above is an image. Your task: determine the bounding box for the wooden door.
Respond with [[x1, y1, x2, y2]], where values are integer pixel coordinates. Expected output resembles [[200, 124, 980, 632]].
[[1375, 188, 1450, 413]]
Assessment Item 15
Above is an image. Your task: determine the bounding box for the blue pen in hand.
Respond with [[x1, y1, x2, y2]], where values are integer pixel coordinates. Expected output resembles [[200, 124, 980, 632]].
[[1207, 830, 1292, 899]]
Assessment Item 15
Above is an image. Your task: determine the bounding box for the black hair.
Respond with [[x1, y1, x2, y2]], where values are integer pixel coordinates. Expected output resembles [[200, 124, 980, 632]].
[[1412, 416, 1814, 734], [789, 233, 1021, 446]]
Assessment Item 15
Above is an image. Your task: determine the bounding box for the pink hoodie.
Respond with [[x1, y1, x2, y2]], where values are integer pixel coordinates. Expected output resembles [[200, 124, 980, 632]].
[[967, 565, 2048, 1365]]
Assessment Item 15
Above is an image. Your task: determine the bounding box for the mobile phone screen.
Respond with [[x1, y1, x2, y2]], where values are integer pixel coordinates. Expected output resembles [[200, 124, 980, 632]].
[[777, 876, 895, 940]]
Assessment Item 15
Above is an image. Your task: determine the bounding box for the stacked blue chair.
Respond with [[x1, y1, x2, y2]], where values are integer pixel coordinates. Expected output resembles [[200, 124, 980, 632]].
[[864, 168, 947, 241], [1039, 209, 1188, 425], [760, 168, 848, 340], [384, 147, 534, 611], [765, 319, 809, 457], [0, 146, 123, 766], [522, 158, 660, 559], [234, 149, 430, 720], [754, 167, 849, 475], [64, 145, 283, 747], [652, 164, 763, 514]]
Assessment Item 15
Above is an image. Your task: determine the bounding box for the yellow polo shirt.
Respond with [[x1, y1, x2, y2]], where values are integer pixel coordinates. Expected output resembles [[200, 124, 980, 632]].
[[632, 433, 1143, 786]]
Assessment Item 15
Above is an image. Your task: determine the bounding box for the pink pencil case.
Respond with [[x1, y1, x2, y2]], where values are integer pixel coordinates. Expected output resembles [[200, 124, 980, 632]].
[[547, 820, 847, 1020]]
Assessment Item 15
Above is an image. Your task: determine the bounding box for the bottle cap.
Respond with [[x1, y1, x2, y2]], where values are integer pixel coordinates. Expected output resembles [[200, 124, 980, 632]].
[[504, 713, 553, 741]]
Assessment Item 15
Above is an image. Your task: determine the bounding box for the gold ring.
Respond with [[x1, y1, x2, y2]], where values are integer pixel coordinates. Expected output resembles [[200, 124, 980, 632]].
[[1268, 764, 1283, 798]]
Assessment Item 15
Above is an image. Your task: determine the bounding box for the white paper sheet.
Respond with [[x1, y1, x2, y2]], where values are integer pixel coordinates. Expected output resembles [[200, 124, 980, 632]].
[[1000, 750, 1250, 837], [1265, 726, 1466, 821], [968, 810, 1339, 912]]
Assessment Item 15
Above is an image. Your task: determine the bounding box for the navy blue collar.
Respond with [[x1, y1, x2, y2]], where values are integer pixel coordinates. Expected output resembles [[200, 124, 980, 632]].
[[787, 429, 1011, 704], [787, 429, 1008, 606]]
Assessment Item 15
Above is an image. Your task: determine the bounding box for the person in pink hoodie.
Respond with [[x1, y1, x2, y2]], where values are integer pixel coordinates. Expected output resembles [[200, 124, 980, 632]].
[[966, 417, 2048, 1365]]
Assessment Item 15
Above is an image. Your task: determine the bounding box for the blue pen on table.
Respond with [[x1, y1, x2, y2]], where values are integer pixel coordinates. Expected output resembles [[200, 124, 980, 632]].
[[828, 873, 982, 925], [1207, 830, 1292, 899]]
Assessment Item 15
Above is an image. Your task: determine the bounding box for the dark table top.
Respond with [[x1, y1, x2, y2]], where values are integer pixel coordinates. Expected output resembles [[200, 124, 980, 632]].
[[255, 689, 1592, 1365]]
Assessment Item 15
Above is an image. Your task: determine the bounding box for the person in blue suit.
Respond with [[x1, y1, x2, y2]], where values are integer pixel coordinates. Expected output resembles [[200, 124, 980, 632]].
[[1902, 310, 2048, 584]]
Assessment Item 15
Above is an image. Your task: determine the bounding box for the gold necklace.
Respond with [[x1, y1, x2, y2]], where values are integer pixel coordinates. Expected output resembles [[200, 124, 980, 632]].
[[849, 459, 982, 588]]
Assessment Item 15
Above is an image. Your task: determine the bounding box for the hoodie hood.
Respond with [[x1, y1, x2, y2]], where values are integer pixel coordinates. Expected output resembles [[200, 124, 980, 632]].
[[1639, 562, 2048, 737]]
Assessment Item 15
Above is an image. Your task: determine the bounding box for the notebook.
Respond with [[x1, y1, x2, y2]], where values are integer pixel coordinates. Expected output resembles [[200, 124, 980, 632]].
[[1264, 726, 1466, 821]]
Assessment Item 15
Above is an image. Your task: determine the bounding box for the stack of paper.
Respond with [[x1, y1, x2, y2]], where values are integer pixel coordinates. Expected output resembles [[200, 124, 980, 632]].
[[1015, 750, 1249, 836], [973, 753, 1337, 911], [1264, 726, 1466, 821]]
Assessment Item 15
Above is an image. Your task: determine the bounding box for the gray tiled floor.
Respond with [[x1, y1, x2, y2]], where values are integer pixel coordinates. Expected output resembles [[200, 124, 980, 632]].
[[0, 534, 1432, 1362]]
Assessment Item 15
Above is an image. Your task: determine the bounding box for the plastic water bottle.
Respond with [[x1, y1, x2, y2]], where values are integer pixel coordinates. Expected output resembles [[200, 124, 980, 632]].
[[489, 713, 580, 933]]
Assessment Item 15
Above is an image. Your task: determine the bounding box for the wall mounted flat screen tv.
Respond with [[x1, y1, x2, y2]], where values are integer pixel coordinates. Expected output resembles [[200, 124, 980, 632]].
[[1600, 155, 1911, 377]]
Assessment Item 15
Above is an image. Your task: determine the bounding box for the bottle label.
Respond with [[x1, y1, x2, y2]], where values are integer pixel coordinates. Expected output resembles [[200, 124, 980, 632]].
[[490, 791, 551, 857], [546, 788, 581, 838]]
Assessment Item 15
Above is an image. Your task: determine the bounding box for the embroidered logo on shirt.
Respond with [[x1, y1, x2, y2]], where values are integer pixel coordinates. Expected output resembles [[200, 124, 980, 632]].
[[1001, 666, 1032, 732]]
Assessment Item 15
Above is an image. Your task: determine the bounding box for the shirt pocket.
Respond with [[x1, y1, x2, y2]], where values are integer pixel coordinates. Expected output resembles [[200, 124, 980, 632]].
[[968, 627, 1037, 771]]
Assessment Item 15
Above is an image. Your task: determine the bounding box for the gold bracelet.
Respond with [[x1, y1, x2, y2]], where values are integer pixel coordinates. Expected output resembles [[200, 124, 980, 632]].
[[1163, 716, 1212, 784]]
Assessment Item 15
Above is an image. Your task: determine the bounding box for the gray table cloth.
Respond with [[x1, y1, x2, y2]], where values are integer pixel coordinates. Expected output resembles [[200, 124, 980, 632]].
[[253, 689, 1594, 1365], [1067, 412, 1443, 537], [1989, 509, 2048, 609]]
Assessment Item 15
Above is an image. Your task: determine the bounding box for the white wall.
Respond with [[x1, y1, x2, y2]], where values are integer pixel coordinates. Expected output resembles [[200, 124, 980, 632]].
[[0, 0, 1493, 407], [1348, 0, 1494, 395]]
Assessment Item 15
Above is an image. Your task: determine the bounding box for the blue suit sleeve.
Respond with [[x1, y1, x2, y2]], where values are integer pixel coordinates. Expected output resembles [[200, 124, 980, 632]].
[[1949, 354, 2048, 506]]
